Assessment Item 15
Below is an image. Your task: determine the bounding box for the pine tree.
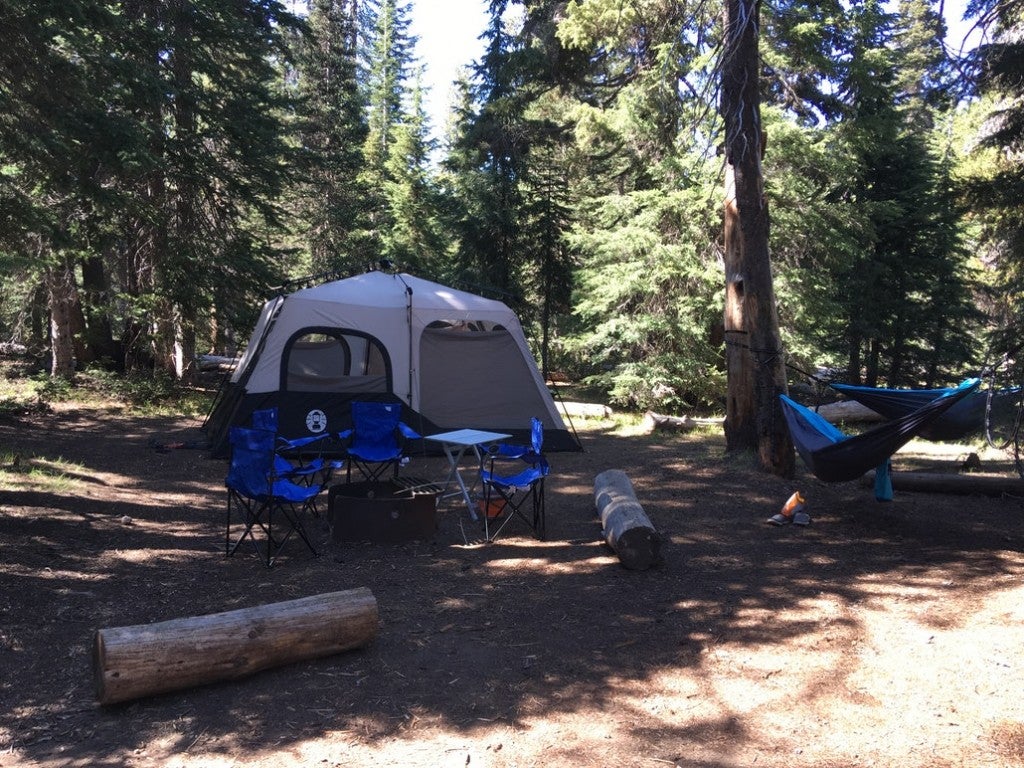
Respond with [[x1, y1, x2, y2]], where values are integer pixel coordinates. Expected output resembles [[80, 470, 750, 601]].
[[555, 0, 728, 410], [382, 75, 447, 273], [962, 0, 1024, 355], [118, 0, 301, 378], [297, 0, 374, 269], [793, 0, 980, 386], [360, 0, 419, 260]]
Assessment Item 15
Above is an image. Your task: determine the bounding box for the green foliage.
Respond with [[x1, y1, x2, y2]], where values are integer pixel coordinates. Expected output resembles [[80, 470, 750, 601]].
[[0, 0, 1016, 426], [0, 0, 303, 375], [769, 0, 984, 387], [566, 186, 725, 411], [292, 0, 374, 270], [959, 0, 1024, 357], [0, 451, 83, 495]]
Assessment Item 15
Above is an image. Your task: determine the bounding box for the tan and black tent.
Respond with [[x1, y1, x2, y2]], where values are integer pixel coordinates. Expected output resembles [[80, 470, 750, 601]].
[[204, 271, 579, 456]]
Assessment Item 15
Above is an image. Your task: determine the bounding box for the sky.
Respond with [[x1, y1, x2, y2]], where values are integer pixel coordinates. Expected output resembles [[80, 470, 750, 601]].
[[408, 0, 490, 141]]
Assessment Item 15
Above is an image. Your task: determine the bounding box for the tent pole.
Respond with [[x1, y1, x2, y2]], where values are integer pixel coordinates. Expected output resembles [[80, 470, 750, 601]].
[[397, 274, 414, 407]]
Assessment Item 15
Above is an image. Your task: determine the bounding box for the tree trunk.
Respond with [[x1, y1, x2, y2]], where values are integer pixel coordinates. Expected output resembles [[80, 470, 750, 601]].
[[80, 254, 122, 369], [847, 332, 862, 385], [720, 0, 794, 477], [174, 305, 197, 383], [45, 252, 87, 378]]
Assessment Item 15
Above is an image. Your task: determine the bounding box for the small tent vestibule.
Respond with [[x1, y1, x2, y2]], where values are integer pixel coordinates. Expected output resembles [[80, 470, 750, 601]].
[[204, 271, 578, 456]]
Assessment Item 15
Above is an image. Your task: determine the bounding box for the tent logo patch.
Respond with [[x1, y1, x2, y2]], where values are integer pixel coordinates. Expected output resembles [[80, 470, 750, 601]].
[[305, 409, 327, 433]]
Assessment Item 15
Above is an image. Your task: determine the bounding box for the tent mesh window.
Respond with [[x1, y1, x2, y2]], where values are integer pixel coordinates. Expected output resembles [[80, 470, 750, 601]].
[[284, 331, 389, 393]]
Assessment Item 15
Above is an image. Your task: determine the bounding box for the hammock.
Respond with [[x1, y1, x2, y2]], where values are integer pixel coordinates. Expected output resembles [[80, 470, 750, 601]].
[[828, 382, 1001, 442], [779, 378, 981, 484]]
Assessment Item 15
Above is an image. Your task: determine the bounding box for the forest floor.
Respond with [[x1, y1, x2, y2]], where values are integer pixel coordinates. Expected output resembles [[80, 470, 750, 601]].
[[2, 396, 1024, 768]]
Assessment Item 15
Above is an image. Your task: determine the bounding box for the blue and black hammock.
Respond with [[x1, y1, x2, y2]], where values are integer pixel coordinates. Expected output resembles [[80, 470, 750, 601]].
[[829, 381, 1018, 442], [779, 378, 981, 486]]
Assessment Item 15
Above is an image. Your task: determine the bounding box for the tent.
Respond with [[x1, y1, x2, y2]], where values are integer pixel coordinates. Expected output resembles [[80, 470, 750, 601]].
[[204, 271, 580, 457]]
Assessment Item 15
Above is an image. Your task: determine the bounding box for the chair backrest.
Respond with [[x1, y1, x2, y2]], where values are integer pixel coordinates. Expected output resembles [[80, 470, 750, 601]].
[[225, 426, 276, 498], [351, 401, 402, 452], [493, 416, 545, 460], [530, 416, 544, 454], [251, 408, 278, 432]]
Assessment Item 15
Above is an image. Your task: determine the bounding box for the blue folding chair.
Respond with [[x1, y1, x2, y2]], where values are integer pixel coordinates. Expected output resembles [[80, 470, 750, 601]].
[[225, 425, 323, 567], [480, 417, 549, 541], [338, 401, 421, 482], [251, 407, 340, 494]]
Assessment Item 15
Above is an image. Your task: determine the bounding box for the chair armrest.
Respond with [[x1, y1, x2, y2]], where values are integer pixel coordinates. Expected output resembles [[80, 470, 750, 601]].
[[277, 433, 330, 450], [397, 421, 420, 440]]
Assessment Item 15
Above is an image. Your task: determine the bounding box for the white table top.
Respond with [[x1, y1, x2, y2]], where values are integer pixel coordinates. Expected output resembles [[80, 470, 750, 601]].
[[424, 429, 512, 447]]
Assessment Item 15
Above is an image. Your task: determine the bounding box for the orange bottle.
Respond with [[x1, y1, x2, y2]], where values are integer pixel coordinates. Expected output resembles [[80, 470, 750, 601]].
[[780, 491, 805, 519]]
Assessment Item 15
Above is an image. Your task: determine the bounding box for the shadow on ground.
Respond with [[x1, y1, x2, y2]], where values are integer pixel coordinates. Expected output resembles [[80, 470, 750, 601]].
[[1, 408, 1023, 767]]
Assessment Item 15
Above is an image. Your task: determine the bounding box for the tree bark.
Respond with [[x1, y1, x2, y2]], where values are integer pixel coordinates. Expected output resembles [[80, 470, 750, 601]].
[[45, 252, 87, 378], [80, 253, 122, 369], [720, 0, 794, 477]]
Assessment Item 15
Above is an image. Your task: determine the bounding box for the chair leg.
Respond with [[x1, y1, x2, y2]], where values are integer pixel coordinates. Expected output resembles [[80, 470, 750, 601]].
[[483, 479, 545, 542], [227, 494, 268, 560], [263, 502, 318, 567], [533, 479, 546, 540], [347, 458, 397, 483], [227, 493, 318, 568]]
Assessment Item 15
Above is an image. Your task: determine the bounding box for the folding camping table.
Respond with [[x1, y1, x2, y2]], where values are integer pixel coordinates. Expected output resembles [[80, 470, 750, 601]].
[[424, 429, 511, 519]]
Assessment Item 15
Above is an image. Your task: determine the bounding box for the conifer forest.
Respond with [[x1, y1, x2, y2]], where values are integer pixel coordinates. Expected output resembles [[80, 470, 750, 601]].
[[1, 0, 1022, 425]]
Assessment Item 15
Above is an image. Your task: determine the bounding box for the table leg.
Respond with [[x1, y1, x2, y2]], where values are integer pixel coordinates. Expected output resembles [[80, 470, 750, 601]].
[[438, 443, 478, 520]]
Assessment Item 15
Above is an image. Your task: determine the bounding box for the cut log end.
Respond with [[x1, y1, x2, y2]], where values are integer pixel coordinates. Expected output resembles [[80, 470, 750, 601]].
[[614, 525, 662, 570]]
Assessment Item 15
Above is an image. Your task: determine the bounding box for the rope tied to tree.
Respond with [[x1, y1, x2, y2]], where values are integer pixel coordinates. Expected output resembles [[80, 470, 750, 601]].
[[723, 331, 783, 367]]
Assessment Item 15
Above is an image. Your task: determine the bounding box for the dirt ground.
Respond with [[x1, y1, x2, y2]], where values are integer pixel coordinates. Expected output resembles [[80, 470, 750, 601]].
[[2, 401, 1024, 768]]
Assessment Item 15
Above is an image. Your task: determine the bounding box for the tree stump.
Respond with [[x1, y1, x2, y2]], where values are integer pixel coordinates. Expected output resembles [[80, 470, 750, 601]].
[[93, 587, 378, 705], [594, 469, 661, 570]]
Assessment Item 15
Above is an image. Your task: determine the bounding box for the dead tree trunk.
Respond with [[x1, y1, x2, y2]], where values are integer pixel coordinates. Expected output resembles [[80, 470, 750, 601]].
[[721, 0, 794, 478]]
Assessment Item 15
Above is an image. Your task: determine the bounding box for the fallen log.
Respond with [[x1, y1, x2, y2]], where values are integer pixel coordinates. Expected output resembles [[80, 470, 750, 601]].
[[643, 412, 724, 432], [93, 587, 378, 705], [594, 469, 661, 570], [860, 470, 1024, 497]]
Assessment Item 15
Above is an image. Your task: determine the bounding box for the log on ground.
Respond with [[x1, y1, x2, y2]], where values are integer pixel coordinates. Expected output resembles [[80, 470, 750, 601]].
[[93, 587, 378, 705], [594, 469, 661, 570], [861, 470, 1024, 497], [643, 412, 724, 432]]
